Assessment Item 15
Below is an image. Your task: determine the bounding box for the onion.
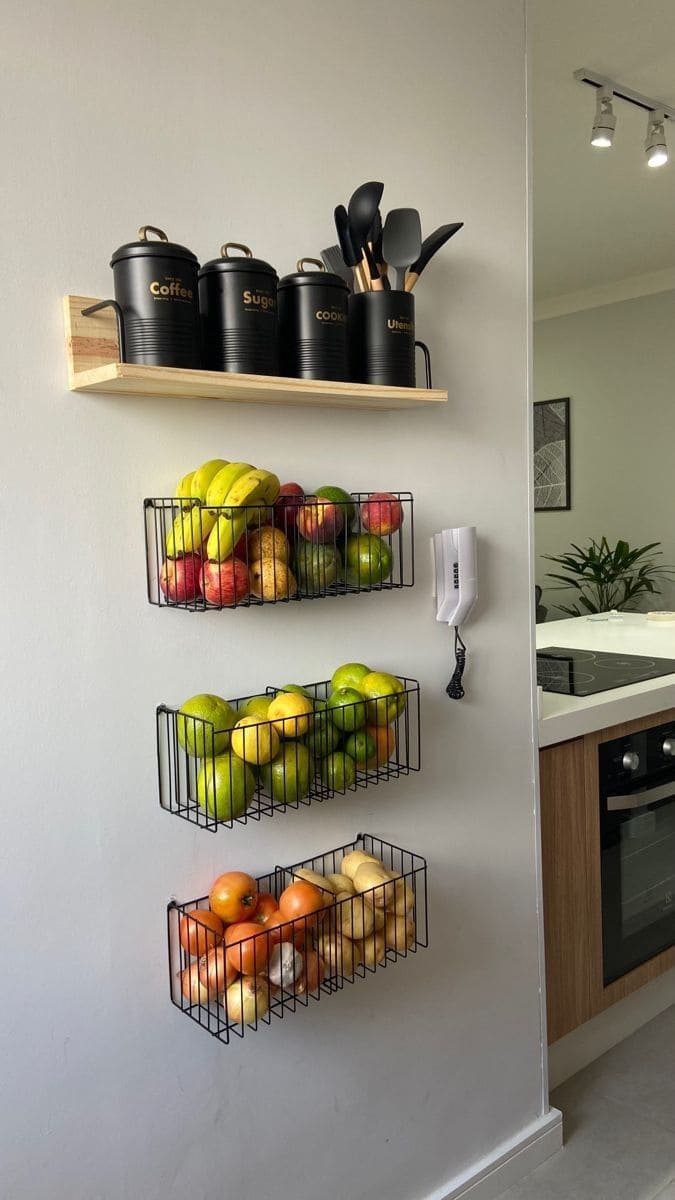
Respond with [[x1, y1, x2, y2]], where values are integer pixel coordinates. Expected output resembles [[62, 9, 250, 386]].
[[198, 946, 237, 998], [224, 975, 270, 1026], [179, 962, 209, 1006]]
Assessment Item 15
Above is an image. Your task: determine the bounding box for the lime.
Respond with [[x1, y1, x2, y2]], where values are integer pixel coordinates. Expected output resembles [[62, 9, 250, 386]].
[[320, 751, 357, 793], [196, 752, 255, 821], [260, 743, 312, 805], [177, 694, 237, 758], [344, 729, 377, 769], [327, 686, 367, 732]]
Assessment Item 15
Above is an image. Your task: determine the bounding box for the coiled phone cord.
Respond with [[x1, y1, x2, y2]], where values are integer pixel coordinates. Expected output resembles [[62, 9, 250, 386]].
[[446, 627, 467, 700]]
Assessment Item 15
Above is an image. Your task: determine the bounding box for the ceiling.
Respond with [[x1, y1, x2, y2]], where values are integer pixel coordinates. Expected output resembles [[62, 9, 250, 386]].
[[530, 0, 675, 300]]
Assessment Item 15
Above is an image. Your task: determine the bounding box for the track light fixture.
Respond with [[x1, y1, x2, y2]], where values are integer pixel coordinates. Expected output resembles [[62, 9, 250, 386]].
[[575, 68, 674, 170], [645, 111, 668, 168], [591, 87, 616, 148]]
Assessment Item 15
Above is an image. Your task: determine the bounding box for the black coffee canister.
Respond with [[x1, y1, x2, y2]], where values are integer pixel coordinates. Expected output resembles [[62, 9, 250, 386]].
[[110, 226, 201, 368], [278, 259, 349, 381], [349, 291, 417, 387], [198, 243, 279, 375]]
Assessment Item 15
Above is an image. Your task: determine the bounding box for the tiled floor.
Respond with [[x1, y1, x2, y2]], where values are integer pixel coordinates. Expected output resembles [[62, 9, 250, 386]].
[[499, 1005, 675, 1200]]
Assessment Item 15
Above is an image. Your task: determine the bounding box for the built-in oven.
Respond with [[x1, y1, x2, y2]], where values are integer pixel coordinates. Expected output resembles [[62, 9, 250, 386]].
[[600, 719, 675, 985]]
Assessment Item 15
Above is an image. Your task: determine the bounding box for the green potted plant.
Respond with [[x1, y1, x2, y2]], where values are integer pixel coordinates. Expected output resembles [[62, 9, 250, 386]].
[[544, 537, 675, 617]]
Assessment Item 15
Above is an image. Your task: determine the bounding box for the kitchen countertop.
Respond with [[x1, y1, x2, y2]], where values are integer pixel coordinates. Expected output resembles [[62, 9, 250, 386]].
[[537, 614, 675, 748]]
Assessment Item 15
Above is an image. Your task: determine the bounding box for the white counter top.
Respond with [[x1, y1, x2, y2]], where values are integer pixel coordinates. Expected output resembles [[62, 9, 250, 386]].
[[537, 614, 675, 747]]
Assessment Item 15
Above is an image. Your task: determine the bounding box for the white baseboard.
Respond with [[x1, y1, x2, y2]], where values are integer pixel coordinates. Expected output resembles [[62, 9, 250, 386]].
[[424, 1108, 563, 1200]]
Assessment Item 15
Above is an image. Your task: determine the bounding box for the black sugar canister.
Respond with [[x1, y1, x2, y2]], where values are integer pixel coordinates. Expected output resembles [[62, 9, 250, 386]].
[[278, 259, 349, 381], [110, 226, 201, 368], [198, 244, 279, 375]]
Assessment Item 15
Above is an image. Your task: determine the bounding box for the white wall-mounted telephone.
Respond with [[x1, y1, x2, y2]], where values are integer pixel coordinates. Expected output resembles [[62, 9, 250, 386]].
[[431, 527, 478, 699]]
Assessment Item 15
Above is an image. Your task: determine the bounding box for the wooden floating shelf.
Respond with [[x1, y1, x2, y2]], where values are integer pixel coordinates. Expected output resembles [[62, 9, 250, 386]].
[[63, 295, 447, 412]]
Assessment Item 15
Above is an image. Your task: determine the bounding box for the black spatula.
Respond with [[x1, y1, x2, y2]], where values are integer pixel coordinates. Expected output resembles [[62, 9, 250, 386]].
[[382, 208, 422, 291], [405, 222, 464, 291]]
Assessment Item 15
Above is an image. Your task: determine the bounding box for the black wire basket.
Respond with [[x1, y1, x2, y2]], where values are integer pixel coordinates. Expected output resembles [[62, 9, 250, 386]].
[[168, 833, 429, 1046], [157, 677, 421, 831], [144, 491, 414, 610]]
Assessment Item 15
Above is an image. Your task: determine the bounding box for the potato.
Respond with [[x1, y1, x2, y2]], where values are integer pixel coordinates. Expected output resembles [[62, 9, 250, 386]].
[[362, 930, 387, 969], [340, 850, 380, 881], [352, 862, 395, 908], [326, 872, 354, 895], [384, 912, 416, 952], [317, 931, 355, 978], [339, 895, 376, 940], [384, 871, 415, 916], [292, 868, 335, 897], [350, 938, 365, 968]]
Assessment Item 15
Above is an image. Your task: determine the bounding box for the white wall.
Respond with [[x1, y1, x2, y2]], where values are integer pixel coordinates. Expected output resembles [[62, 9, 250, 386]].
[[535, 290, 675, 619], [0, 3, 546, 1199]]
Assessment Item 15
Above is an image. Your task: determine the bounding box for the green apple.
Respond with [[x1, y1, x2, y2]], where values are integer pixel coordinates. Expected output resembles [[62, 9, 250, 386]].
[[315, 485, 357, 528], [320, 750, 357, 792], [304, 706, 341, 758], [327, 686, 367, 732], [330, 662, 371, 694], [361, 672, 407, 725], [344, 729, 377, 769], [295, 542, 342, 595], [344, 534, 393, 588], [176, 694, 237, 757], [196, 752, 256, 821], [241, 694, 272, 720], [260, 743, 312, 805]]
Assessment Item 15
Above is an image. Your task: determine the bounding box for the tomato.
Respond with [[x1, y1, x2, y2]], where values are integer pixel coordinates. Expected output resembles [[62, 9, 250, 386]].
[[225, 921, 271, 976], [265, 909, 306, 950], [198, 945, 238, 997], [179, 908, 224, 958], [209, 871, 258, 924], [252, 892, 278, 927], [278, 881, 325, 934]]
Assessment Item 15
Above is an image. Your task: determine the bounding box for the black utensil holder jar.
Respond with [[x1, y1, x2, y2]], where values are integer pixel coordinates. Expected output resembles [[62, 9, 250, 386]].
[[349, 291, 430, 388]]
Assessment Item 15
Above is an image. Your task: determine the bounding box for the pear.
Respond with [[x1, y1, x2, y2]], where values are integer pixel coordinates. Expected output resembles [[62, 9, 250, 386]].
[[362, 930, 387, 969], [339, 895, 375, 940], [326, 872, 354, 895], [384, 912, 416, 952], [340, 850, 380, 880]]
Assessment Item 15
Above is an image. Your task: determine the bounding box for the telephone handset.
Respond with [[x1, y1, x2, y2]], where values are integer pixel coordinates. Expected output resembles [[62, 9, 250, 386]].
[[432, 527, 478, 699]]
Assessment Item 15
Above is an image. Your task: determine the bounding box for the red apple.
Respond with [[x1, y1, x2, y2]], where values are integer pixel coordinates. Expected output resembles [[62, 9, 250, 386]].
[[159, 554, 201, 603], [200, 557, 250, 606], [297, 496, 344, 544], [273, 482, 305, 534], [360, 492, 403, 536]]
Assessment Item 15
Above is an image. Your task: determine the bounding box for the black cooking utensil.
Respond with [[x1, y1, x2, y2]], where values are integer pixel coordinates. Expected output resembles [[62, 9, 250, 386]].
[[348, 181, 385, 290], [382, 208, 422, 291], [368, 209, 390, 290], [321, 245, 354, 288], [334, 204, 367, 292], [405, 221, 464, 291]]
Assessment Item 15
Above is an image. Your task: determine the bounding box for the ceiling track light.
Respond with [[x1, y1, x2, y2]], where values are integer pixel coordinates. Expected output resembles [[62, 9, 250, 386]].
[[645, 110, 668, 168], [591, 86, 616, 148], [575, 68, 674, 170]]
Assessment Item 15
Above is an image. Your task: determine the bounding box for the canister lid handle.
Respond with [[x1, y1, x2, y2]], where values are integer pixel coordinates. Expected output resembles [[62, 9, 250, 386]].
[[297, 257, 325, 273], [221, 242, 253, 259], [138, 225, 168, 242]]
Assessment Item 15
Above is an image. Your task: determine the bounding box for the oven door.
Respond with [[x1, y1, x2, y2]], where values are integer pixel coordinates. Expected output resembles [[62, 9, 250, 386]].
[[601, 779, 675, 985]]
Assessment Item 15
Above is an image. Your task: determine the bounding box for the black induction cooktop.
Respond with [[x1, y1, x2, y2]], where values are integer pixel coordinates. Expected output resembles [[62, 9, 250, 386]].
[[537, 647, 675, 697]]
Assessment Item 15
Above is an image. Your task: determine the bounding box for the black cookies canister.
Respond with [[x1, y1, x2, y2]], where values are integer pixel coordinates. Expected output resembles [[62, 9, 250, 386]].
[[198, 244, 279, 375], [349, 291, 416, 387], [110, 226, 201, 368], [278, 259, 349, 381]]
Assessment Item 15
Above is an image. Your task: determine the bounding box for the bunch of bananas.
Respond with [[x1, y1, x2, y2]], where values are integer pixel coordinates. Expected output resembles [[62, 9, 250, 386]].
[[166, 459, 281, 559]]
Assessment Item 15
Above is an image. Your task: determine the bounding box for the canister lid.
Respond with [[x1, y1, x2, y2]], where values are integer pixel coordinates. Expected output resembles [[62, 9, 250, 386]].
[[110, 225, 198, 267], [198, 242, 278, 279], [278, 257, 349, 292]]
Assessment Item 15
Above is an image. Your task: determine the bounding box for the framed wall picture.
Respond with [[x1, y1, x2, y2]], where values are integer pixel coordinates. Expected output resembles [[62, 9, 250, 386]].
[[533, 397, 571, 512]]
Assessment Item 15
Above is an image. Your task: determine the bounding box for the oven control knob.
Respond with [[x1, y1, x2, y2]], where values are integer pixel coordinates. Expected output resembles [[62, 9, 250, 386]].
[[622, 750, 640, 772], [663, 738, 675, 758]]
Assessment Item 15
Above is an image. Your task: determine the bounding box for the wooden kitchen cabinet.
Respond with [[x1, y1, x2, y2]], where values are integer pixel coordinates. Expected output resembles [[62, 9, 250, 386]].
[[540, 708, 675, 1044]]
